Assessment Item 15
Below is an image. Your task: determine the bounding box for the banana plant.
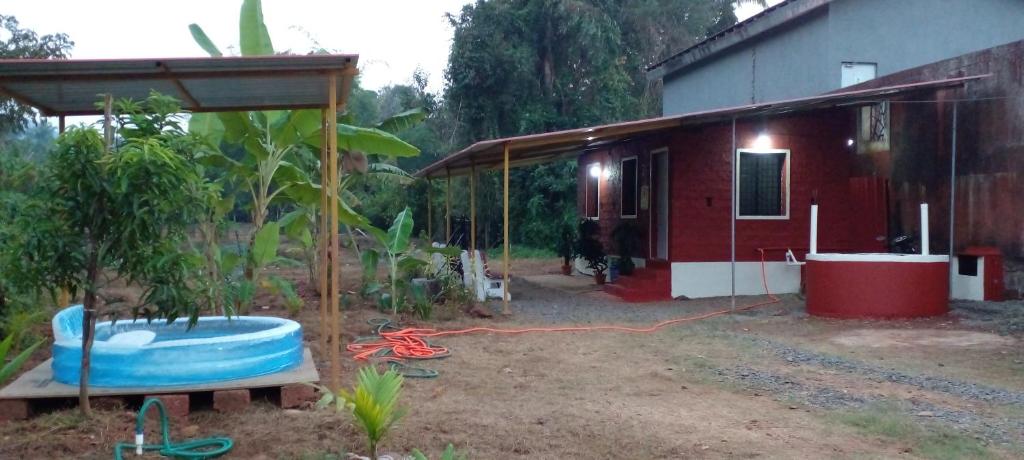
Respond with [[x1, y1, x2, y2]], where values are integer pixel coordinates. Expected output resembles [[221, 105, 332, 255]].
[[0, 312, 46, 385], [187, 0, 421, 299], [359, 207, 459, 314]]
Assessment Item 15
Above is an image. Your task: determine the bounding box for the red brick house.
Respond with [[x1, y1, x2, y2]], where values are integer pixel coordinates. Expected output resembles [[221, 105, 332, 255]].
[[418, 74, 982, 301]]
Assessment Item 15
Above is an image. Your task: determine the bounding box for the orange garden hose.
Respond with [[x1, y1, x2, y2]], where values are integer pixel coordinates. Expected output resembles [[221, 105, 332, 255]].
[[346, 250, 782, 369]]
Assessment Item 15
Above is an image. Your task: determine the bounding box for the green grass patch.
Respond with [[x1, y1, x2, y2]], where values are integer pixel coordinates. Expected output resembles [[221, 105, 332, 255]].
[[833, 404, 992, 460], [485, 246, 557, 260]]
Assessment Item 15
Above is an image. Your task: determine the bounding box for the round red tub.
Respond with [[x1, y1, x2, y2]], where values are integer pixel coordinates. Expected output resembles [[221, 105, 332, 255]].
[[805, 253, 949, 319]]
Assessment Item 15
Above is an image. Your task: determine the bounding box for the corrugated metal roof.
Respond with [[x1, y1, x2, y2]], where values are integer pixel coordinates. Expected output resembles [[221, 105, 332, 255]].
[[415, 74, 986, 179], [0, 54, 359, 116]]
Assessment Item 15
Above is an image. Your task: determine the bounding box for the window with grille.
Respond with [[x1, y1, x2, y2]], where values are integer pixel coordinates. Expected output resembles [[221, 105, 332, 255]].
[[736, 149, 790, 219]]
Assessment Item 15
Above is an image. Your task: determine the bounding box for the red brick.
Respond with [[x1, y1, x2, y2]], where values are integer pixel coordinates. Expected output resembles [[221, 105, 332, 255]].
[[143, 394, 189, 419], [280, 384, 316, 409], [0, 399, 30, 422], [213, 389, 250, 413]]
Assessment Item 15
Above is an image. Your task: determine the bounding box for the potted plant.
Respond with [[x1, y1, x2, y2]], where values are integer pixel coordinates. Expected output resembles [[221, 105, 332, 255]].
[[576, 219, 608, 285], [590, 254, 609, 285], [556, 224, 575, 275], [612, 221, 639, 276]]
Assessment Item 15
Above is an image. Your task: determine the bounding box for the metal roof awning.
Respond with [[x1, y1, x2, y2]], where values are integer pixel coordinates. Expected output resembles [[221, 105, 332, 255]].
[[0, 54, 358, 116], [416, 74, 986, 179]]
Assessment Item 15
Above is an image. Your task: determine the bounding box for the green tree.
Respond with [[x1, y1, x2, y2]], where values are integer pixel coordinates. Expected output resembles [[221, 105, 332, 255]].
[[9, 94, 212, 416], [0, 15, 73, 133], [435, 0, 757, 251]]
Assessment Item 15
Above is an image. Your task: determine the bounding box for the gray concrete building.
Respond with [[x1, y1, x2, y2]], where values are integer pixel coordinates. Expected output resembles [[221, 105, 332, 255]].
[[649, 0, 1024, 115]]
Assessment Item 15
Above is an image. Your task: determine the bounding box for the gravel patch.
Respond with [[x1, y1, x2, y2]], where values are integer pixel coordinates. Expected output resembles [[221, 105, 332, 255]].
[[712, 365, 1024, 445], [746, 336, 1024, 406], [952, 300, 1024, 335], [502, 276, 800, 325]]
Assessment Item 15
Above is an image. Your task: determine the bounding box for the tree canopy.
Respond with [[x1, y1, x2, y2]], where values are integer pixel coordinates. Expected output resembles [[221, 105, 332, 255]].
[[419, 0, 754, 249], [0, 15, 74, 133]]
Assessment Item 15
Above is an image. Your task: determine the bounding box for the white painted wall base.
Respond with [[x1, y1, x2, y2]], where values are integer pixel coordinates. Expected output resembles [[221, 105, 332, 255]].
[[671, 261, 802, 299], [951, 256, 985, 301]]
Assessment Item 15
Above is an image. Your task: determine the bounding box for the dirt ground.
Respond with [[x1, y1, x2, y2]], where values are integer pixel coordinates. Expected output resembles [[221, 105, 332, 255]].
[[3, 255, 1024, 459]]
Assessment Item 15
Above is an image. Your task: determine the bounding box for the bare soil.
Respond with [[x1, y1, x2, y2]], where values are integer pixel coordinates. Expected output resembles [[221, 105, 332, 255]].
[[2, 253, 1023, 459]]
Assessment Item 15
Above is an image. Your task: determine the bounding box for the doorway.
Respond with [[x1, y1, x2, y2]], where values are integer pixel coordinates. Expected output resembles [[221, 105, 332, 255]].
[[650, 148, 669, 260]]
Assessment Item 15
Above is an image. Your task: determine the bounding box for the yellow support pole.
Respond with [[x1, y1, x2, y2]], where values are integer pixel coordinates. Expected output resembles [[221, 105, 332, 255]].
[[318, 109, 329, 361], [57, 116, 70, 308], [328, 74, 341, 391], [502, 142, 511, 315], [427, 179, 433, 242], [445, 169, 452, 243], [470, 164, 476, 252]]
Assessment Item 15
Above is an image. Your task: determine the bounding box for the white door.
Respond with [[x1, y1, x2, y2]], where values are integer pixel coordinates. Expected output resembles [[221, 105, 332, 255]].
[[654, 150, 669, 259]]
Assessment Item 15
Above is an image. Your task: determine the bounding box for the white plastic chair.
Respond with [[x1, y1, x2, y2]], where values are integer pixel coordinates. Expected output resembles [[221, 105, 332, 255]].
[[460, 250, 510, 301]]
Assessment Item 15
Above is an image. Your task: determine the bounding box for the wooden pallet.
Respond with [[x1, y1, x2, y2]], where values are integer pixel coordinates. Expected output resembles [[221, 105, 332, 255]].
[[0, 348, 320, 421]]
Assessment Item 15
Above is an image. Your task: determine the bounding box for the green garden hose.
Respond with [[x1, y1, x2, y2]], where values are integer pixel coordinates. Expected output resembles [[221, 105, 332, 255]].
[[113, 398, 233, 459]]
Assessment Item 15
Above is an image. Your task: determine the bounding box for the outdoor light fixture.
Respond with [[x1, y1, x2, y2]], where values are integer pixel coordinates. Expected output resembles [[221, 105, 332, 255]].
[[846, 138, 855, 147], [752, 133, 773, 150], [589, 163, 602, 178]]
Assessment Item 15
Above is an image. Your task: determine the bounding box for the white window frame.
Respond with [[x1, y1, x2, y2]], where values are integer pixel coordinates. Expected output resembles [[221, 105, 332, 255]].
[[619, 155, 639, 219], [585, 161, 601, 220], [735, 148, 791, 220], [841, 61, 877, 88]]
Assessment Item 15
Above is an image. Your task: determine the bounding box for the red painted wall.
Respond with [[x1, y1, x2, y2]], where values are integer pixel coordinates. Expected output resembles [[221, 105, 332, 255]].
[[668, 112, 859, 262], [578, 138, 665, 257], [577, 110, 872, 264]]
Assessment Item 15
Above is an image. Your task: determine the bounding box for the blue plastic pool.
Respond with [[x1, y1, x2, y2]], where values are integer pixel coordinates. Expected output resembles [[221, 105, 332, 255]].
[[52, 305, 303, 387]]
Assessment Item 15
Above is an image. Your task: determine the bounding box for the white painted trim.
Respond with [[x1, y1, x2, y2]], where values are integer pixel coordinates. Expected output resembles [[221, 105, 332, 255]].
[[951, 255, 986, 301], [735, 148, 791, 220], [671, 261, 801, 298], [585, 160, 601, 219], [650, 148, 670, 260], [620, 155, 639, 218], [806, 253, 949, 263]]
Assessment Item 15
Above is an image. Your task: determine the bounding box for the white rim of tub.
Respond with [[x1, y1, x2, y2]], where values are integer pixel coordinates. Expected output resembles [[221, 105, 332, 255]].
[[806, 253, 950, 263]]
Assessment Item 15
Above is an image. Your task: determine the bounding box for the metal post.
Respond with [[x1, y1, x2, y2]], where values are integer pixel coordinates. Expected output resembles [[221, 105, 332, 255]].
[[318, 109, 329, 359], [327, 74, 341, 391], [948, 101, 958, 295], [730, 117, 737, 309], [502, 142, 511, 315]]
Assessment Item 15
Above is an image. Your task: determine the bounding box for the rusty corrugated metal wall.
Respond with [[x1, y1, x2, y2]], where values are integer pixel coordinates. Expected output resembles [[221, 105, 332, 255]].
[[850, 40, 1024, 296]]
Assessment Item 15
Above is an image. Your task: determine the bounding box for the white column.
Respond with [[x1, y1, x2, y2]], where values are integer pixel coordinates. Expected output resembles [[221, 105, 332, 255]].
[[810, 204, 819, 255], [920, 203, 930, 256]]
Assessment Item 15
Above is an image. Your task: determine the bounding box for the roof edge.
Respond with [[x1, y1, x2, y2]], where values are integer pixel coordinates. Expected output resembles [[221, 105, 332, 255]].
[[647, 0, 831, 81], [416, 74, 986, 179]]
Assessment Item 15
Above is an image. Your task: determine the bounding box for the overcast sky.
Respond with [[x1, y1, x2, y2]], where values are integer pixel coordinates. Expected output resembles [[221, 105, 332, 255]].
[[6, 0, 777, 95]]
